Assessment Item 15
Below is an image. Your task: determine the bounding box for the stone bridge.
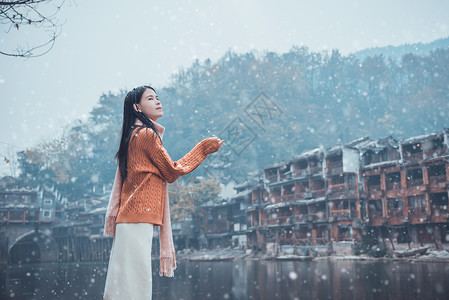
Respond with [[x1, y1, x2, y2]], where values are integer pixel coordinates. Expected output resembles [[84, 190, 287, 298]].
[[0, 223, 58, 264]]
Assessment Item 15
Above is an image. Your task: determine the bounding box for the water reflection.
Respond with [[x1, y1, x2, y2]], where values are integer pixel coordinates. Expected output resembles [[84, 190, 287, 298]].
[[1, 260, 449, 299]]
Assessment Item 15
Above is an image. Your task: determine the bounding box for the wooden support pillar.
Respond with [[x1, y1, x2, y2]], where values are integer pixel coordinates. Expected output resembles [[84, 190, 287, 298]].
[[446, 163, 449, 182], [312, 229, 317, 245], [355, 173, 361, 219]]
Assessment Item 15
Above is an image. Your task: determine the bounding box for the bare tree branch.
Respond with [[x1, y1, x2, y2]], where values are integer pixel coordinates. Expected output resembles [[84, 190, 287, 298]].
[[0, 0, 67, 58]]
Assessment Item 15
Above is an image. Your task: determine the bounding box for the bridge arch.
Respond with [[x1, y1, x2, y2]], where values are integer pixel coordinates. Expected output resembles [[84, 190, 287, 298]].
[[8, 230, 58, 264]]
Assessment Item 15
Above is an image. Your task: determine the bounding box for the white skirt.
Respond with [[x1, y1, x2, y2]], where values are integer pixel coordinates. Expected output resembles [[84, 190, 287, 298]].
[[103, 223, 154, 300]]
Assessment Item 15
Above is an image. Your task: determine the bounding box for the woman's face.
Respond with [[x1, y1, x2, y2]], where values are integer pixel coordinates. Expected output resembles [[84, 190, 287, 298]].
[[136, 88, 163, 121]]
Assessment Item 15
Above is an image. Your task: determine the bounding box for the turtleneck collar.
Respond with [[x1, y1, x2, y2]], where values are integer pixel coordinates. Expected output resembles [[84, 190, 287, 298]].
[[135, 118, 165, 139]]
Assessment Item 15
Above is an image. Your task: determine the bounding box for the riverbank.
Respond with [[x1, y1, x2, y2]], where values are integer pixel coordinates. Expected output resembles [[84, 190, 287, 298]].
[[175, 247, 449, 263]]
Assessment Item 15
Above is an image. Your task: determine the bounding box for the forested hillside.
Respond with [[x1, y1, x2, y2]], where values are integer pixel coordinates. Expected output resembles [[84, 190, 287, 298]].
[[17, 42, 449, 200]]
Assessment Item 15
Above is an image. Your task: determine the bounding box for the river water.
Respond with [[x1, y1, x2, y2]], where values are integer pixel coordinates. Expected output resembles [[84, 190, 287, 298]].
[[1, 259, 449, 300]]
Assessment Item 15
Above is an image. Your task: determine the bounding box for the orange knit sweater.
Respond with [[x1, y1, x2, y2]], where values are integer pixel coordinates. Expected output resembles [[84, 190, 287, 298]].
[[115, 125, 221, 225]]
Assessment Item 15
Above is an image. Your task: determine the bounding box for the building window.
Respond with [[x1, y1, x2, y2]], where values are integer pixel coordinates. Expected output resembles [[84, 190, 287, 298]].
[[369, 200, 383, 218], [43, 210, 52, 218], [44, 199, 52, 205], [388, 198, 402, 216], [408, 195, 425, 214], [386, 172, 401, 190]]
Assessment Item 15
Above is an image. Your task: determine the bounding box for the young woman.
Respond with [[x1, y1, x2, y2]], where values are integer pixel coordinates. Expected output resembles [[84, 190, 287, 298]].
[[103, 85, 224, 299]]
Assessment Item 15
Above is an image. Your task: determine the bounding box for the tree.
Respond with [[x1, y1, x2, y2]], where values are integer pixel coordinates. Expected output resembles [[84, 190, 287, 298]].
[[170, 177, 221, 223], [0, 0, 66, 57]]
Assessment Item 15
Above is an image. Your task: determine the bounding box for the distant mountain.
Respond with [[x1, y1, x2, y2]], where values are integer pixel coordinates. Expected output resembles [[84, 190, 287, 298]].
[[353, 36, 449, 61]]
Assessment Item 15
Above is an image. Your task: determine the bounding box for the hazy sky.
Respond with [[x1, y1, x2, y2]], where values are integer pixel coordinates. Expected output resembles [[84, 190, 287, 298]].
[[1, 0, 448, 176]]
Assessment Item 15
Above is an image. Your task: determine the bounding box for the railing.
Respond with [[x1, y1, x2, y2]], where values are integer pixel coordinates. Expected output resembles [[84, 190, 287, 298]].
[[406, 179, 424, 188], [279, 172, 293, 181], [328, 183, 356, 194], [408, 207, 426, 215], [429, 175, 446, 185], [311, 189, 326, 198], [424, 149, 446, 159], [280, 194, 295, 203], [295, 215, 308, 223], [328, 161, 343, 169], [310, 166, 322, 174], [262, 216, 294, 226], [386, 182, 401, 191], [294, 169, 310, 177], [431, 208, 449, 216], [295, 212, 327, 223], [267, 174, 279, 183], [368, 210, 383, 219], [387, 210, 403, 217], [309, 212, 327, 222], [328, 166, 344, 175], [403, 152, 423, 162], [367, 185, 381, 193], [331, 209, 357, 220], [206, 220, 231, 234], [294, 192, 307, 200]]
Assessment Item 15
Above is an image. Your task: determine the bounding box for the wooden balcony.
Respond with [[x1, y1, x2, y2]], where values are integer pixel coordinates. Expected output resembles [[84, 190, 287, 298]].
[[369, 217, 387, 226], [267, 174, 279, 183], [328, 166, 344, 175], [262, 216, 294, 227], [206, 220, 232, 234], [367, 185, 383, 199], [294, 169, 310, 177], [280, 194, 295, 203], [308, 212, 328, 222], [403, 152, 423, 163], [387, 209, 403, 217], [386, 182, 401, 191], [294, 192, 309, 201], [430, 209, 449, 223], [387, 215, 408, 226], [408, 213, 428, 224], [429, 175, 447, 191], [424, 149, 447, 159], [295, 215, 308, 223], [311, 189, 326, 198], [310, 166, 322, 174], [406, 179, 424, 188], [330, 209, 357, 221], [327, 183, 357, 199], [367, 210, 383, 220]]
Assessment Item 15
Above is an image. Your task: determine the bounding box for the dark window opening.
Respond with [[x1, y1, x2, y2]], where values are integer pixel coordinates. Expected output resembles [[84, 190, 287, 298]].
[[428, 165, 446, 177], [430, 193, 448, 207], [407, 168, 423, 181], [369, 200, 383, 211], [331, 175, 344, 185], [386, 172, 401, 190], [367, 175, 380, 186], [403, 143, 422, 154]]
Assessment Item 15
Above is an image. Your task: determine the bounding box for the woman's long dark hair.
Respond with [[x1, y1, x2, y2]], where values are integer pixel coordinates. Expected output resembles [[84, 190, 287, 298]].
[[115, 85, 162, 180]]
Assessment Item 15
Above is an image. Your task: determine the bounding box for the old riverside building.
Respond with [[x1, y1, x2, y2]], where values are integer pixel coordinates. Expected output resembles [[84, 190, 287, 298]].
[[1, 128, 448, 264], [197, 128, 449, 255], [0, 178, 113, 264]]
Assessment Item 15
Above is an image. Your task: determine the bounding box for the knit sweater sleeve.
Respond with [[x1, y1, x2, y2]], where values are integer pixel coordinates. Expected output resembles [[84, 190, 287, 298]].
[[140, 128, 220, 183]]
